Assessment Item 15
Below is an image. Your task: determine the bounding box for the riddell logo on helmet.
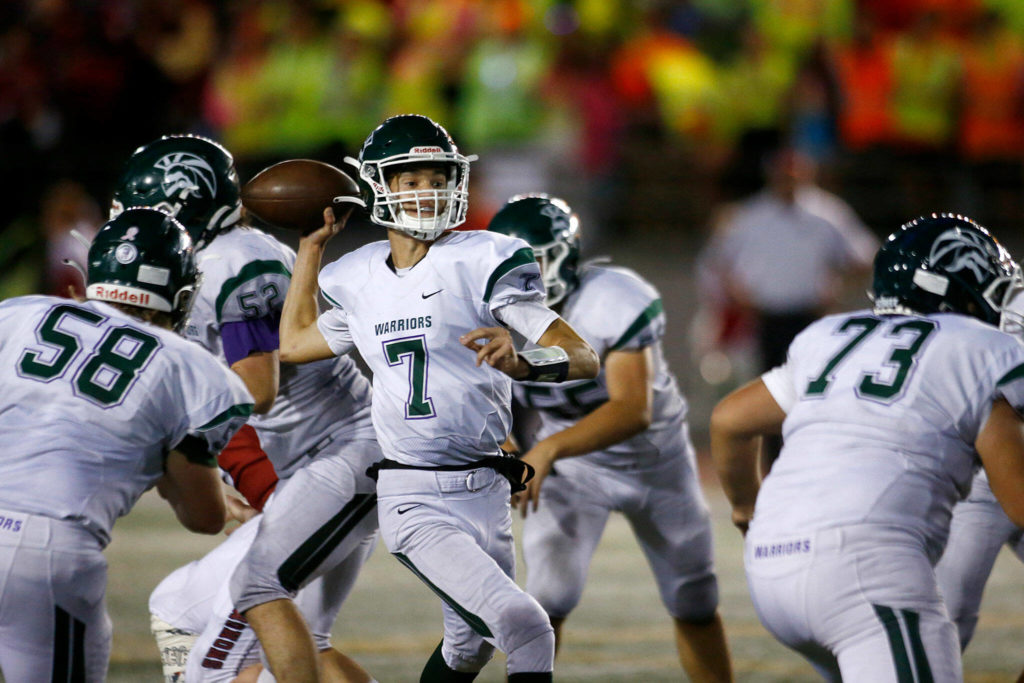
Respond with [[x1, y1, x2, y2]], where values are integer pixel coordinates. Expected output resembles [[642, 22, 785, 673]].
[[410, 146, 444, 154], [93, 285, 150, 306]]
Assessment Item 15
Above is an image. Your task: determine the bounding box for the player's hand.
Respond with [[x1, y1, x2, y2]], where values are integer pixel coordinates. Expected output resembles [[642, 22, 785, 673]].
[[300, 207, 347, 247], [460, 326, 522, 377], [731, 505, 754, 536], [224, 494, 258, 534], [512, 443, 556, 518]]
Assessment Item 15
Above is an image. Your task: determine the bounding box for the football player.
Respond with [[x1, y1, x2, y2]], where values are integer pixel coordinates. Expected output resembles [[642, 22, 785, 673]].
[[239, 113, 599, 682], [711, 213, 1024, 681], [0, 208, 253, 681], [933, 284, 1024, 652], [489, 194, 733, 682], [112, 135, 380, 682]]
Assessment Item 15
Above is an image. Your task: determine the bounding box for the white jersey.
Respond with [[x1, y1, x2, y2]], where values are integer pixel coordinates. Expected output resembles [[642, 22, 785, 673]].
[[513, 262, 689, 467], [755, 309, 1024, 561], [317, 230, 550, 466], [965, 468, 998, 505], [0, 296, 253, 547], [183, 226, 373, 478]]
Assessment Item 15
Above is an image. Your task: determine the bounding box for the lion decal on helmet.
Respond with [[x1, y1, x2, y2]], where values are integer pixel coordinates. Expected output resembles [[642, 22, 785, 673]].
[[929, 228, 1001, 283], [155, 152, 218, 202]]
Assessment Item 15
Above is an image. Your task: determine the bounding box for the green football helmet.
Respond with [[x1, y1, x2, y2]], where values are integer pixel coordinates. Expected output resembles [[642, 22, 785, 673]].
[[872, 212, 1022, 325], [487, 193, 581, 306], [87, 207, 198, 326], [110, 134, 241, 250], [346, 114, 474, 241]]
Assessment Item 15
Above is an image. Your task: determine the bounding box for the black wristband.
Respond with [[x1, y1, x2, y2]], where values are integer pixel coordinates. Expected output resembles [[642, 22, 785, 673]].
[[518, 346, 570, 382]]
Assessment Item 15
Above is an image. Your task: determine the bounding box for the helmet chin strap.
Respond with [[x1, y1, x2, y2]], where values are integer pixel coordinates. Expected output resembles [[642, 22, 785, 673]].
[[393, 205, 448, 240]]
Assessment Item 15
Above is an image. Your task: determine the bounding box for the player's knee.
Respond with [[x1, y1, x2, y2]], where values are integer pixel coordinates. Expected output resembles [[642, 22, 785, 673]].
[[505, 626, 555, 675], [229, 556, 292, 615], [666, 574, 720, 624], [526, 579, 583, 620], [499, 598, 555, 656], [150, 614, 196, 683]]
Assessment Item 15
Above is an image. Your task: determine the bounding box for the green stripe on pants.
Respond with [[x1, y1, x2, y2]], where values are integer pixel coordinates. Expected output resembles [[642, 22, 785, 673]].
[[394, 552, 494, 638]]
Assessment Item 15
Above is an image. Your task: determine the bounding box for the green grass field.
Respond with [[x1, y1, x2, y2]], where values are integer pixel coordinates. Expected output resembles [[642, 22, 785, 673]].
[[103, 467, 1023, 682]]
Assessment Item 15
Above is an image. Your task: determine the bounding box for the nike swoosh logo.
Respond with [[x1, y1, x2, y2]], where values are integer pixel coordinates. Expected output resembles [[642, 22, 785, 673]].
[[421, 289, 443, 299], [397, 504, 421, 515]]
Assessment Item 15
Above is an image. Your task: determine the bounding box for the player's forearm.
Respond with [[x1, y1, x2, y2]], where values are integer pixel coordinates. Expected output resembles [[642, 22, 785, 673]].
[[280, 239, 328, 363], [540, 400, 650, 461], [977, 399, 1024, 528], [534, 319, 599, 381], [710, 432, 761, 513], [562, 338, 600, 380], [709, 378, 784, 514], [230, 350, 279, 414], [160, 454, 227, 534], [282, 238, 324, 334], [712, 401, 761, 518]]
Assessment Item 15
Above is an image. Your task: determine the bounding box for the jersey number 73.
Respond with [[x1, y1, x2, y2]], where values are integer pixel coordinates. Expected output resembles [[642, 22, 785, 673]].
[[805, 315, 936, 402]]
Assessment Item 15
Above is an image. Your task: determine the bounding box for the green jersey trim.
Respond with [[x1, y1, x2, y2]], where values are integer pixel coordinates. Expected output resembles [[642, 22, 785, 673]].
[[197, 403, 254, 431], [610, 298, 664, 351], [215, 260, 292, 322], [322, 289, 343, 309], [483, 247, 536, 304], [997, 362, 1024, 386]]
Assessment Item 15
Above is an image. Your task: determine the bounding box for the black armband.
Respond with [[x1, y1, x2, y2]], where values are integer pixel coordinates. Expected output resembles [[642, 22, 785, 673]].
[[172, 434, 218, 467], [518, 346, 570, 382]]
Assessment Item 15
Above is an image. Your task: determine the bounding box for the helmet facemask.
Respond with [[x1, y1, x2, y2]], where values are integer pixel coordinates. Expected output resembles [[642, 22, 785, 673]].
[[534, 239, 574, 306], [486, 193, 582, 306], [171, 274, 201, 332], [357, 156, 471, 241], [997, 264, 1024, 337]]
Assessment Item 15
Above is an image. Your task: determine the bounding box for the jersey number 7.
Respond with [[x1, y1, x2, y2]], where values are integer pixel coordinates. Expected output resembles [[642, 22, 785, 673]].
[[384, 335, 436, 419]]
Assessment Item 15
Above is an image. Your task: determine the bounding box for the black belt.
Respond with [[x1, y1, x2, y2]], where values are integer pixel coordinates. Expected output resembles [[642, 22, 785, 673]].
[[366, 454, 535, 493]]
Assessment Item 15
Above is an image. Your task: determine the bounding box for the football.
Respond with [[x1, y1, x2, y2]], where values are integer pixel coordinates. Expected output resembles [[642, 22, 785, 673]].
[[241, 159, 364, 233]]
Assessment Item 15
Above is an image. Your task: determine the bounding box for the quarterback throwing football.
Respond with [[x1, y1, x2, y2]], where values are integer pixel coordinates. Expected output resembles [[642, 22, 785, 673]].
[[249, 114, 598, 683]]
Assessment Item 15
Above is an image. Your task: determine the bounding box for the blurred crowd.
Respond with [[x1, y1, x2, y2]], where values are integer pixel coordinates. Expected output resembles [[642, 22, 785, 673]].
[[4, 0, 1024, 298]]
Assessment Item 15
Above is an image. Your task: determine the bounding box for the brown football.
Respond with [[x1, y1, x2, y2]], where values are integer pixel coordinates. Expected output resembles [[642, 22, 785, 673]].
[[241, 159, 364, 232]]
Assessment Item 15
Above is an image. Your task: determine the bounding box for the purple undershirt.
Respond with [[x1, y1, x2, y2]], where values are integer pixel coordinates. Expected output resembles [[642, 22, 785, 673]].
[[221, 316, 280, 366]]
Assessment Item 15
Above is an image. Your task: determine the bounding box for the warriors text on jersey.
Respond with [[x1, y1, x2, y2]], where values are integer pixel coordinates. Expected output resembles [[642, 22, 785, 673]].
[[0, 296, 253, 546], [513, 261, 689, 467], [756, 309, 1024, 561], [184, 225, 373, 478], [317, 229, 554, 467]]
